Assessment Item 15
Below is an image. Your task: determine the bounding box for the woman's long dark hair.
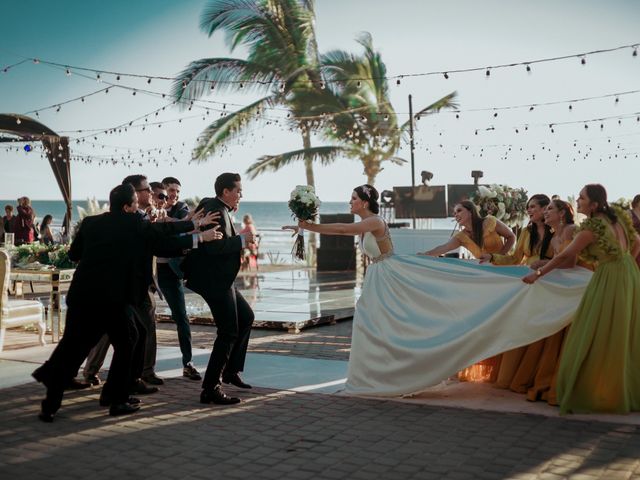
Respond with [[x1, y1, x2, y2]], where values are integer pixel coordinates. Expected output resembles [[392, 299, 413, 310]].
[[585, 184, 617, 224], [550, 199, 575, 225], [458, 200, 485, 248], [527, 194, 553, 259]]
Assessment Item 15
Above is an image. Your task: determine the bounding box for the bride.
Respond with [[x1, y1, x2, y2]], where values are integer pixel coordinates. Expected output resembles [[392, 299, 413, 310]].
[[285, 184, 592, 397]]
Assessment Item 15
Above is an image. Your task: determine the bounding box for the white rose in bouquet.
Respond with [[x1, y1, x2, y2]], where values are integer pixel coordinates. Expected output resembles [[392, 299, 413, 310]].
[[288, 185, 321, 260]]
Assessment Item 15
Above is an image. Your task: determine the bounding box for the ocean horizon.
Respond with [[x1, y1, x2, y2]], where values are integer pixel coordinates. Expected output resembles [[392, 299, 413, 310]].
[[1, 199, 455, 262]]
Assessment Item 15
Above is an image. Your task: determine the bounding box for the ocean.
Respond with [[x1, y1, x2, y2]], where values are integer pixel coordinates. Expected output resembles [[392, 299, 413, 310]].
[[1, 200, 455, 263]]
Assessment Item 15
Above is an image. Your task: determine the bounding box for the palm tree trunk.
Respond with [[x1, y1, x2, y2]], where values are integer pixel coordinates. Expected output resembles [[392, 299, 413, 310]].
[[302, 129, 317, 265]]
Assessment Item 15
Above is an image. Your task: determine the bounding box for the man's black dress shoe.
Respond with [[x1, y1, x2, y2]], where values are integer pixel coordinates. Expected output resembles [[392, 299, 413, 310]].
[[99, 395, 142, 407], [32, 367, 50, 387], [141, 373, 164, 385], [222, 373, 252, 389], [66, 378, 91, 390], [85, 374, 101, 386], [38, 411, 54, 423], [200, 386, 241, 405], [130, 379, 159, 395], [109, 402, 140, 417], [38, 400, 55, 423]]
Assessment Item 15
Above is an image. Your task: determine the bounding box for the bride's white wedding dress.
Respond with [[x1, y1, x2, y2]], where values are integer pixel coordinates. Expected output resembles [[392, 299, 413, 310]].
[[345, 221, 593, 397]]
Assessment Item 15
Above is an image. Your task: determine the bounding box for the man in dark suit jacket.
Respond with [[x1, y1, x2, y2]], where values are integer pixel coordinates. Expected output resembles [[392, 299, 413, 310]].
[[182, 172, 256, 405], [32, 184, 220, 421]]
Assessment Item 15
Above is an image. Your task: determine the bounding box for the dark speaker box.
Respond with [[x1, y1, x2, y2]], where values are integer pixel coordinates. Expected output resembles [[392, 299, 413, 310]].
[[319, 214, 355, 249], [317, 247, 356, 271]]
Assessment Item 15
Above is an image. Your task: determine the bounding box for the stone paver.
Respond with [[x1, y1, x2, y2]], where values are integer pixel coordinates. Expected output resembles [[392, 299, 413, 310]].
[[0, 378, 639, 480]]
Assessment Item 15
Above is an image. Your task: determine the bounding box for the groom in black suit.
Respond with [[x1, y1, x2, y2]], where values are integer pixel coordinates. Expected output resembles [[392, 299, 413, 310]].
[[182, 172, 255, 405]]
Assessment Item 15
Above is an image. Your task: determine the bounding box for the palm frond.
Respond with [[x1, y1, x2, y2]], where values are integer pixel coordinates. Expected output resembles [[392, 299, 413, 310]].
[[399, 91, 458, 131], [387, 156, 408, 165], [172, 57, 278, 106], [192, 95, 279, 161], [246, 145, 351, 179]]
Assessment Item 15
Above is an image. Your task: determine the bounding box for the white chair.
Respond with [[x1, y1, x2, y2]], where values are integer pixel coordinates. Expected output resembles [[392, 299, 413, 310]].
[[0, 249, 45, 352]]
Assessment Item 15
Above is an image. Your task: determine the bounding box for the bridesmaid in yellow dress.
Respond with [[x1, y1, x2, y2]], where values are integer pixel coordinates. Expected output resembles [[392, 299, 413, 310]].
[[420, 200, 516, 381], [523, 184, 640, 413], [419, 200, 516, 259], [526, 199, 594, 404], [480, 194, 554, 391]]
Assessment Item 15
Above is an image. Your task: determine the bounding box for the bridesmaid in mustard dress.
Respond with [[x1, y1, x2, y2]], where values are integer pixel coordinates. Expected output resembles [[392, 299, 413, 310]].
[[526, 199, 594, 404], [523, 184, 640, 413], [480, 194, 554, 391], [420, 200, 516, 381], [420, 200, 516, 259]]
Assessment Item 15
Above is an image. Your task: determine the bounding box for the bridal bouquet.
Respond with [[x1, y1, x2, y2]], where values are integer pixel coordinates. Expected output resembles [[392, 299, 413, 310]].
[[471, 184, 528, 227], [288, 185, 321, 260]]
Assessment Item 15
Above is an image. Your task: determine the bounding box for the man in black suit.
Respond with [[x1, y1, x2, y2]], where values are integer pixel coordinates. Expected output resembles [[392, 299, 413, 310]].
[[83, 174, 170, 389], [182, 173, 255, 405], [156, 176, 202, 380], [32, 184, 220, 421]]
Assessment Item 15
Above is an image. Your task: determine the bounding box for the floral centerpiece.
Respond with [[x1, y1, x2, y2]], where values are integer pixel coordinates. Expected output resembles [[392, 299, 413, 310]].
[[471, 184, 528, 227], [12, 243, 73, 269], [288, 185, 321, 260]]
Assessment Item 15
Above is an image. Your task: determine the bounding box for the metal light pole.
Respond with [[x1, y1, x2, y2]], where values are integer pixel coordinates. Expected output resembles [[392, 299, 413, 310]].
[[408, 94, 416, 229]]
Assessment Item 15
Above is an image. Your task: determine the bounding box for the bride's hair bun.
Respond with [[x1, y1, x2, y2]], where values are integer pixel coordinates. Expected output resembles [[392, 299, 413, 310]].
[[355, 184, 380, 214]]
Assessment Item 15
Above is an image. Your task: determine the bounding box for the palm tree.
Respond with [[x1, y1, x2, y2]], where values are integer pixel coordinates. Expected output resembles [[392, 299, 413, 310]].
[[246, 33, 458, 185], [172, 0, 324, 189]]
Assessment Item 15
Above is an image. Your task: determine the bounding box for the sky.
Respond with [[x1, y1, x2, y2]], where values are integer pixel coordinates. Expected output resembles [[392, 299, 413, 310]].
[[1, 0, 639, 202]]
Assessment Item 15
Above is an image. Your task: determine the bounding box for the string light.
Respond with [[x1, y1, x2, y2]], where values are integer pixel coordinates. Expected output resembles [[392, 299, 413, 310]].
[[20, 41, 640, 86]]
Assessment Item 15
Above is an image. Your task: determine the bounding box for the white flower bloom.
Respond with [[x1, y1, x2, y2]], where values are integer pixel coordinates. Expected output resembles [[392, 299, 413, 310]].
[[477, 185, 494, 198]]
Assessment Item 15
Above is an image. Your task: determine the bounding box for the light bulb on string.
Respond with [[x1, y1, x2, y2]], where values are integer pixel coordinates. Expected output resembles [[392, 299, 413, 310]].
[[580, 56, 586, 65], [526, 64, 531, 73], [443, 72, 449, 79], [96, 73, 101, 82], [485, 68, 491, 77], [65, 68, 71, 76]]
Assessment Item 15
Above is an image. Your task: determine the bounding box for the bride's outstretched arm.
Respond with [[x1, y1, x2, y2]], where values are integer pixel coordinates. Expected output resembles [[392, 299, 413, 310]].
[[288, 216, 385, 236]]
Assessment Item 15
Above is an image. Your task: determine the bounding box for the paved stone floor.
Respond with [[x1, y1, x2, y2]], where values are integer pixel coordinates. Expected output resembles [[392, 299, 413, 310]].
[[3, 322, 640, 479], [1, 380, 640, 480]]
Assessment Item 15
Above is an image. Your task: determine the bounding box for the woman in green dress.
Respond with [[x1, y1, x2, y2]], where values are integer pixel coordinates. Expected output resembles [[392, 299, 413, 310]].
[[523, 184, 640, 414]]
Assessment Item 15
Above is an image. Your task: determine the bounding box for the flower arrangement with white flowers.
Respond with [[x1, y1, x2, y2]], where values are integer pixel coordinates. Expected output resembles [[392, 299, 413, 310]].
[[471, 184, 528, 227], [287, 185, 321, 260]]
